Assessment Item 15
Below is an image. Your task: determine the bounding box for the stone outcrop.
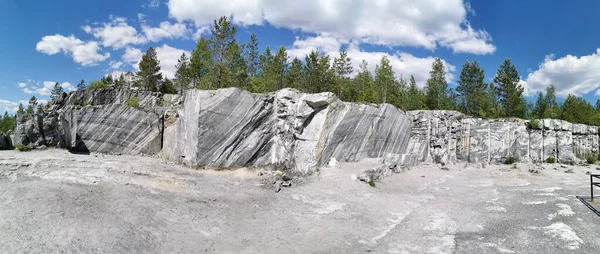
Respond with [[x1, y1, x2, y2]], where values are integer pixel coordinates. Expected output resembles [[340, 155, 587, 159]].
[[0, 133, 12, 150], [406, 110, 599, 164], [11, 87, 600, 174], [161, 88, 413, 175]]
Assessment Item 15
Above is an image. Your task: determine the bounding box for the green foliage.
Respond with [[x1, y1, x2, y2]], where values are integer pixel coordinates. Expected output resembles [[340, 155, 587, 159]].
[[587, 156, 597, 164], [159, 78, 178, 94], [560, 94, 598, 125], [504, 156, 517, 165], [526, 119, 541, 130], [16, 144, 31, 152], [425, 58, 452, 110], [127, 96, 139, 108], [494, 59, 525, 118], [88, 80, 109, 89], [374, 56, 395, 104], [457, 60, 487, 117], [174, 52, 191, 94], [532, 85, 560, 119], [137, 47, 163, 91], [0, 111, 15, 133], [51, 82, 64, 103], [27, 96, 37, 115], [77, 79, 86, 90], [546, 156, 556, 164]]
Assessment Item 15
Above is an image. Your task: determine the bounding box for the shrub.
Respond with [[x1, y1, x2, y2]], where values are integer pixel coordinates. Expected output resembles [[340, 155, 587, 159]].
[[526, 119, 541, 130], [16, 144, 31, 152], [546, 156, 556, 164], [127, 96, 139, 108], [87, 80, 109, 89], [504, 156, 517, 165], [587, 156, 597, 164]]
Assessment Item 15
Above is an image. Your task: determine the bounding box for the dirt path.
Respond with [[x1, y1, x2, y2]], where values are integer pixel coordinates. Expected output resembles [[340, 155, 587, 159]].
[[0, 149, 599, 253]]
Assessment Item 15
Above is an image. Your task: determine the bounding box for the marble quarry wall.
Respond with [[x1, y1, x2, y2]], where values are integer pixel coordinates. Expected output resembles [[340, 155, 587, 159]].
[[406, 110, 599, 164]]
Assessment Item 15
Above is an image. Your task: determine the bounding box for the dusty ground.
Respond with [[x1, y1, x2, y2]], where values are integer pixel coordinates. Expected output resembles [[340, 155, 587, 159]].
[[0, 149, 599, 253]]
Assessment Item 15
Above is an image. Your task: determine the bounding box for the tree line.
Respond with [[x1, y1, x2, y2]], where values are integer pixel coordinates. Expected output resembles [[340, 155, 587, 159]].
[[3, 16, 600, 133]]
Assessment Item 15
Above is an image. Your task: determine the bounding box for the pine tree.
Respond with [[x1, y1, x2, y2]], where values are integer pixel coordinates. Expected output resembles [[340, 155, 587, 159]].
[[174, 52, 191, 94], [136, 47, 163, 92], [159, 78, 178, 94], [332, 49, 353, 100], [77, 80, 86, 90], [246, 32, 259, 77], [456, 60, 487, 117], [51, 82, 64, 103], [189, 37, 214, 89], [424, 58, 449, 110], [303, 51, 333, 93], [273, 46, 289, 90], [210, 16, 237, 88], [494, 58, 525, 118], [374, 56, 394, 104], [287, 57, 303, 90]]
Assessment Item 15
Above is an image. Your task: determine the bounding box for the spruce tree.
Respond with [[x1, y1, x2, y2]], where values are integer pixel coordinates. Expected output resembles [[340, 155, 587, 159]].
[[17, 103, 25, 116], [424, 58, 449, 110], [27, 96, 37, 115], [273, 46, 289, 90], [228, 42, 248, 89], [159, 78, 178, 94], [174, 52, 191, 94], [114, 74, 126, 89], [256, 46, 275, 93], [190, 37, 213, 89], [356, 60, 378, 103], [456, 60, 487, 117], [494, 58, 525, 118], [77, 80, 86, 90], [333, 49, 353, 100], [136, 47, 163, 92], [287, 57, 303, 90], [246, 32, 259, 77], [374, 56, 394, 104], [406, 75, 425, 110]]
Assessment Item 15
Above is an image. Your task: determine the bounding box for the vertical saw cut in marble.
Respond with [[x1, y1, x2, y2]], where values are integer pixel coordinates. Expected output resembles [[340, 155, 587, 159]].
[[406, 111, 600, 165]]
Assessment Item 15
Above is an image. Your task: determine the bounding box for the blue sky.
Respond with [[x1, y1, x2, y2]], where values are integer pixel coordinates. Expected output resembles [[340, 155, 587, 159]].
[[2, 0, 600, 113]]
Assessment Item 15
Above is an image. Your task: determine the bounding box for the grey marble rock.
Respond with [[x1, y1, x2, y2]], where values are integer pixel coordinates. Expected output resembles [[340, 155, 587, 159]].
[[0, 133, 12, 150]]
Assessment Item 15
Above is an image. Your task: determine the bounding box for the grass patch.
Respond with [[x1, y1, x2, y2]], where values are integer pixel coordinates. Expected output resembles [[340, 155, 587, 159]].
[[526, 119, 542, 130], [587, 155, 597, 164], [127, 96, 139, 108], [16, 144, 31, 152], [504, 156, 517, 165], [546, 156, 556, 164]]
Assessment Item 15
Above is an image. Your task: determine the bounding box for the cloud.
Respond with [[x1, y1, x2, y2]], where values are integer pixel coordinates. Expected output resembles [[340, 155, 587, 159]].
[[287, 35, 455, 87], [142, 21, 190, 42], [122, 46, 144, 70], [155, 44, 190, 79], [85, 16, 147, 49], [109, 61, 124, 70], [167, 0, 495, 55], [0, 99, 18, 113], [522, 49, 600, 98], [34, 81, 76, 96], [17, 83, 27, 88], [144, 0, 160, 8], [36, 34, 110, 66]]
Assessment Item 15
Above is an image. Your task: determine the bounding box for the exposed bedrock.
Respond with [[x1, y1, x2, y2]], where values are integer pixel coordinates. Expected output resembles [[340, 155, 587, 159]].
[[161, 88, 413, 175], [406, 110, 599, 164], [11, 87, 600, 174]]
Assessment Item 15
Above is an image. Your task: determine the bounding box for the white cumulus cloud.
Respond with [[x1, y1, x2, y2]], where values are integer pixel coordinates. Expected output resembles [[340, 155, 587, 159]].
[[85, 16, 147, 49], [155, 44, 190, 79], [142, 21, 190, 42], [522, 49, 600, 98], [0, 99, 19, 113], [287, 35, 455, 87], [36, 34, 110, 66], [167, 0, 495, 55]]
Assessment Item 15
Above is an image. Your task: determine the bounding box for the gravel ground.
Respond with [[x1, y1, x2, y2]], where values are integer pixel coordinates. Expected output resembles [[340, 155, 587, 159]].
[[0, 149, 599, 253]]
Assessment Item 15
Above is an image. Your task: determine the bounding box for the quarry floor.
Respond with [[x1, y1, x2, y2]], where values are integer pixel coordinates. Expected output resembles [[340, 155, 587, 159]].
[[0, 150, 599, 253]]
